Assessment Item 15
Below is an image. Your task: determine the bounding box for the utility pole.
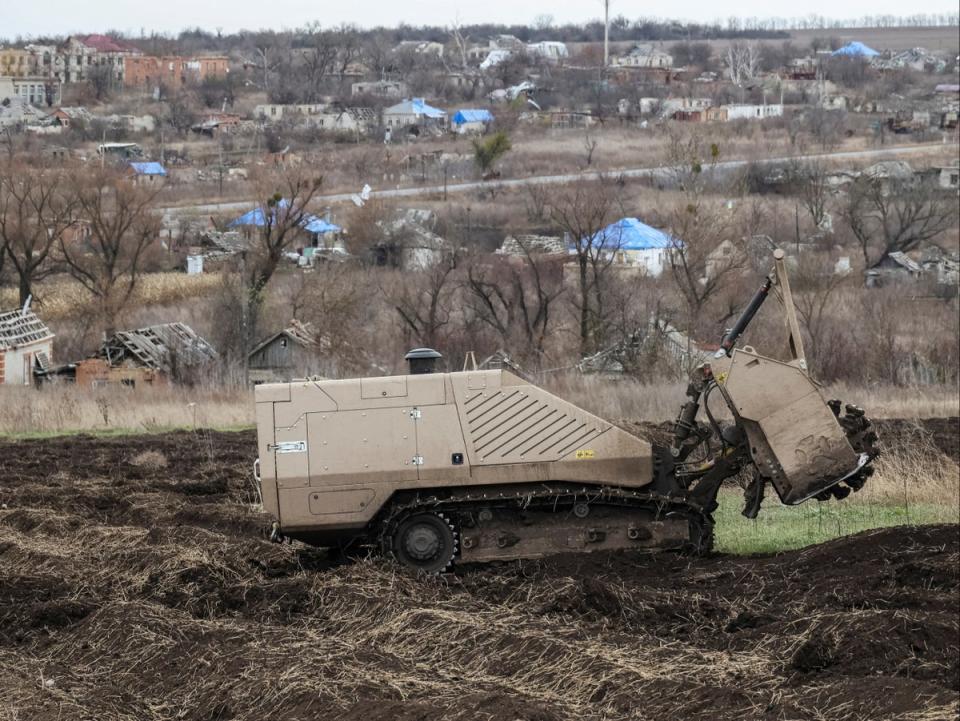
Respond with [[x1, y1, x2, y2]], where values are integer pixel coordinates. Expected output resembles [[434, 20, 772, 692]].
[[217, 136, 224, 196], [603, 0, 611, 68]]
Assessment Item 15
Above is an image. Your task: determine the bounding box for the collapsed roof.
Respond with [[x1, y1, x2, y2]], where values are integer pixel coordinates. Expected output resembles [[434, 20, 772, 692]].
[[377, 208, 447, 251], [100, 323, 217, 372], [0, 308, 54, 352]]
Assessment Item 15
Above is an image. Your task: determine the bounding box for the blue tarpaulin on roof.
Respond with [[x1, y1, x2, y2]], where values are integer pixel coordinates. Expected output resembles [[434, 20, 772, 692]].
[[832, 42, 879, 57], [575, 217, 680, 252], [452, 109, 494, 125], [303, 217, 340, 234], [129, 161, 166, 176], [410, 98, 446, 119], [229, 207, 270, 226], [228, 200, 341, 234]]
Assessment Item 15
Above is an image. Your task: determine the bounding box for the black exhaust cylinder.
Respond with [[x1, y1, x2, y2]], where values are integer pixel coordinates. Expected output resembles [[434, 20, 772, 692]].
[[405, 348, 443, 374], [719, 277, 772, 356]]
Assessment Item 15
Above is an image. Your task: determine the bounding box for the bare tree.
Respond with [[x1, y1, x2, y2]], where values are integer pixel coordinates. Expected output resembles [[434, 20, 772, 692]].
[[59, 169, 161, 332], [550, 177, 621, 355], [244, 168, 325, 333], [282, 264, 369, 376], [724, 42, 761, 87], [360, 32, 391, 78], [332, 25, 362, 82], [524, 183, 550, 222], [464, 242, 565, 367], [298, 24, 339, 102], [1, 126, 17, 163], [87, 64, 114, 102], [0, 164, 75, 305], [389, 249, 459, 349], [662, 126, 743, 339], [0, 208, 7, 285], [790, 159, 831, 230], [663, 126, 720, 194], [843, 177, 958, 267], [667, 199, 745, 338], [792, 254, 851, 376], [166, 94, 198, 136], [583, 129, 598, 167], [804, 108, 847, 151], [449, 22, 471, 72], [253, 46, 277, 95]]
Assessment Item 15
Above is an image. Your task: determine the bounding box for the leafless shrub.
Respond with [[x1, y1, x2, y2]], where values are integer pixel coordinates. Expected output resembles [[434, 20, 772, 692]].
[[130, 450, 169, 470]]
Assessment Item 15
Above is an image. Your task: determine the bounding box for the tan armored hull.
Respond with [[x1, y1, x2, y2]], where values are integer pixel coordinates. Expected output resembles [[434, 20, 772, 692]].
[[256, 369, 653, 537]]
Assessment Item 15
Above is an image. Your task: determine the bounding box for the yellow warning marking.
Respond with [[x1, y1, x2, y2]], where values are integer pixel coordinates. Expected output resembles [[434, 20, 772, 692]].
[[575, 449, 595, 459]]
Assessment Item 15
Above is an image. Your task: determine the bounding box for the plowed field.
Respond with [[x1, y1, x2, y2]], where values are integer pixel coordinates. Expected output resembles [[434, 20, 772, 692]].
[[0, 428, 957, 721]]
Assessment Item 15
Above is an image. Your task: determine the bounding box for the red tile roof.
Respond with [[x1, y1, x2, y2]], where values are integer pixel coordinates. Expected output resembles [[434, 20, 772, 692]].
[[77, 34, 140, 53]]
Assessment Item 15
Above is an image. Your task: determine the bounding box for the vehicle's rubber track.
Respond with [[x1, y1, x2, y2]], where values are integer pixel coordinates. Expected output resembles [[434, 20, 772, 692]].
[[376, 484, 715, 571]]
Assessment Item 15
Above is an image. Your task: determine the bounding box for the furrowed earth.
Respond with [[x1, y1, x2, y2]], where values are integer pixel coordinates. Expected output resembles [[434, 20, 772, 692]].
[[0, 424, 957, 721]]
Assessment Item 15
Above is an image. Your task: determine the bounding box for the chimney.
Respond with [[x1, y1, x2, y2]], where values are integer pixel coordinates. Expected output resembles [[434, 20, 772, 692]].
[[405, 348, 442, 374]]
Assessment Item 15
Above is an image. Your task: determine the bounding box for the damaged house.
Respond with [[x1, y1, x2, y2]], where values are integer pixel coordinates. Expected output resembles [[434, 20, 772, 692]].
[[372, 209, 450, 270], [864, 252, 923, 288], [0, 307, 54, 386], [228, 201, 344, 264], [40, 323, 217, 387], [247, 320, 328, 384], [578, 319, 710, 377]]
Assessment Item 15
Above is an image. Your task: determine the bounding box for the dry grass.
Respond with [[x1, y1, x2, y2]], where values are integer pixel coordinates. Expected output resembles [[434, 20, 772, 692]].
[[862, 420, 960, 506], [547, 373, 958, 421], [545, 375, 688, 422], [827, 383, 960, 420], [0, 386, 253, 436], [0, 378, 955, 437], [0, 273, 223, 322]]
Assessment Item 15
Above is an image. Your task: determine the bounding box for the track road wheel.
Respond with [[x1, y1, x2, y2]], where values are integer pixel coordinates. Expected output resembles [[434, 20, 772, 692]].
[[391, 512, 457, 574]]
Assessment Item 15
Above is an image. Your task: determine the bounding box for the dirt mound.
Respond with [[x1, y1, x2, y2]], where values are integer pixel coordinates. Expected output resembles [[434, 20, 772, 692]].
[[0, 430, 957, 721]]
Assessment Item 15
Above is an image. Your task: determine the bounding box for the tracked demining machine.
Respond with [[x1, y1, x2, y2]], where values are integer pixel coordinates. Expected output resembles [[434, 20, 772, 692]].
[[254, 249, 879, 571]]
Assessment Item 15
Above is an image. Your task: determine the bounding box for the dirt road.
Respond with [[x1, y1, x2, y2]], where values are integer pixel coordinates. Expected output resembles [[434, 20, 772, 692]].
[[159, 141, 953, 218], [0, 429, 957, 721]]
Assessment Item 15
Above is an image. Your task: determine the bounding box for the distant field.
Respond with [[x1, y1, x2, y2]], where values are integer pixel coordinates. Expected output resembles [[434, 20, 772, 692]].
[[789, 25, 960, 52], [618, 25, 960, 53]]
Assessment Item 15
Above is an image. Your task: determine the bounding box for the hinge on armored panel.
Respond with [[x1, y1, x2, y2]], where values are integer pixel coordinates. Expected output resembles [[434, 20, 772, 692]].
[[410, 407, 422, 419], [268, 441, 306, 453], [412, 455, 424, 466]]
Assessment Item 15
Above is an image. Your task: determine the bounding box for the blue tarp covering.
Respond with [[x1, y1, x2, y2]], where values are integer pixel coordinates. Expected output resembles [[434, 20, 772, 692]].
[[576, 217, 680, 251], [228, 199, 341, 234], [303, 217, 341, 234], [229, 207, 270, 227], [410, 98, 447, 119], [386, 98, 447, 119], [452, 109, 494, 125], [129, 161, 166, 176], [831, 42, 879, 57]]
